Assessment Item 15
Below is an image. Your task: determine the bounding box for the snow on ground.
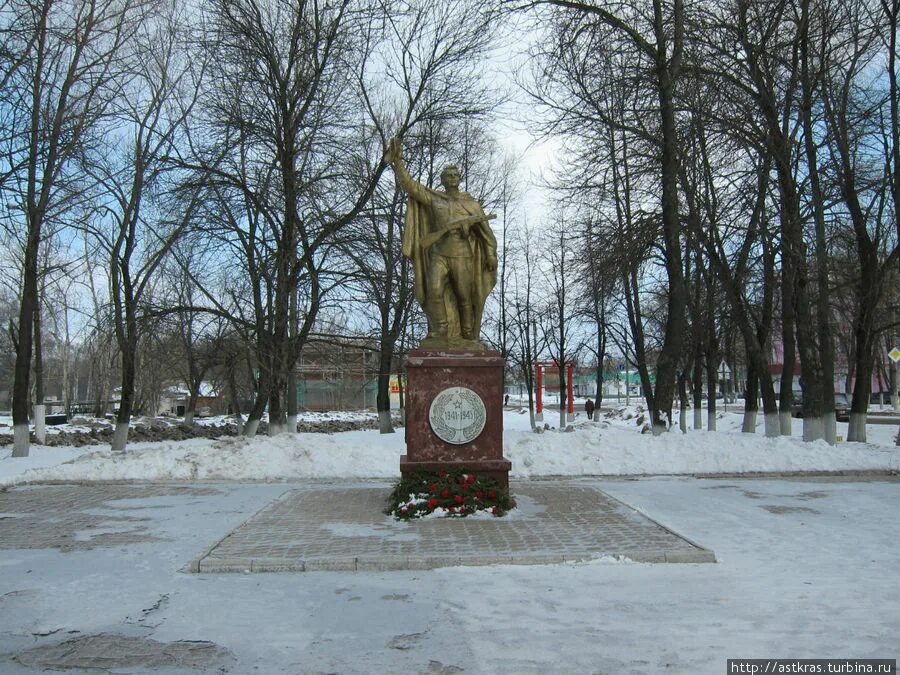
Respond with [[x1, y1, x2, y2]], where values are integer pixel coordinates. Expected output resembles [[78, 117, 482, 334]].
[[0, 477, 897, 673], [1, 404, 898, 486], [0, 404, 897, 672]]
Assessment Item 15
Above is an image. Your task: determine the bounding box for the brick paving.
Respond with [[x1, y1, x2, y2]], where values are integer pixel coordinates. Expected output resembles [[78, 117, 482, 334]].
[[193, 482, 715, 572], [0, 485, 221, 552], [0, 482, 714, 570]]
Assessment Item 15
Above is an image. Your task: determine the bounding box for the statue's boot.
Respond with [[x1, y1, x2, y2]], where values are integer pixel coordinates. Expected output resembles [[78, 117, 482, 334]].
[[460, 304, 475, 341]]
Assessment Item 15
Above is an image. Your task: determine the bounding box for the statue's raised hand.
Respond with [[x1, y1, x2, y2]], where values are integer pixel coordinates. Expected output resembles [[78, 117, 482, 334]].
[[383, 137, 403, 165]]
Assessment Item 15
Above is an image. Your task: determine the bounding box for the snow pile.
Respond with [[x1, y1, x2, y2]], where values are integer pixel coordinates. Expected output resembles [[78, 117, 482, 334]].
[[1, 407, 898, 486]]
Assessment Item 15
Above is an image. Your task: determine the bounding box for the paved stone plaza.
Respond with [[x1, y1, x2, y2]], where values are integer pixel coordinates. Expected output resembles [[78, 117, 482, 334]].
[[0, 484, 222, 552], [0, 481, 714, 571], [192, 482, 715, 572]]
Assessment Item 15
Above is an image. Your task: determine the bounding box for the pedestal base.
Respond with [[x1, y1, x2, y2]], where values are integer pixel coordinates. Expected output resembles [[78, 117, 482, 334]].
[[399, 457, 512, 489], [403, 349, 511, 489]]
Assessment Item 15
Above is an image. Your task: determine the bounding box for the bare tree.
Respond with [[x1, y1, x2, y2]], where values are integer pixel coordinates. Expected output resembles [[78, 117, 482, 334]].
[[187, 0, 447, 436], [506, 218, 547, 429], [541, 215, 580, 429], [520, 0, 689, 433], [82, 4, 202, 451], [814, 0, 899, 441], [1, 0, 150, 456]]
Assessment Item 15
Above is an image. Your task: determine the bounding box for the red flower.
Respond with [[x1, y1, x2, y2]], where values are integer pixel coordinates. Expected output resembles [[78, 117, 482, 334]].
[[427, 498, 438, 510], [491, 506, 498, 515], [487, 490, 497, 500], [439, 471, 449, 478], [459, 476, 467, 485], [460, 484, 469, 493], [400, 507, 408, 514], [441, 489, 450, 498], [448, 506, 456, 514], [475, 491, 484, 499], [466, 474, 476, 484], [428, 483, 438, 493], [454, 494, 464, 504]]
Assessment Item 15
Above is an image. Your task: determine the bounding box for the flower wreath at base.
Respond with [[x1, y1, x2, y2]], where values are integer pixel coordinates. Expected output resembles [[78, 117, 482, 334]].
[[386, 470, 516, 520]]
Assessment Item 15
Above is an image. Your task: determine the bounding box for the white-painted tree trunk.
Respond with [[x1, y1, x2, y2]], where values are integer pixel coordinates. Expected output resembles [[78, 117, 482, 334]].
[[847, 412, 867, 442], [779, 411, 792, 436], [823, 414, 836, 446], [111, 421, 129, 453], [742, 410, 757, 433], [652, 410, 669, 436], [707, 410, 716, 431], [764, 413, 780, 437], [378, 410, 394, 434], [693, 407, 702, 430], [679, 407, 687, 433], [802, 416, 825, 442], [33, 404, 45, 444], [287, 414, 298, 434], [184, 410, 195, 425], [268, 421, 286, 436], [12, 425, 29, 457], [243, 418, 260, 438]]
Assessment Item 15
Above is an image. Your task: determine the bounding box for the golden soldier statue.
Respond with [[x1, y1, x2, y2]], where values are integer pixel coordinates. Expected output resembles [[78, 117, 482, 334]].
[[384, 137, 497, 350]]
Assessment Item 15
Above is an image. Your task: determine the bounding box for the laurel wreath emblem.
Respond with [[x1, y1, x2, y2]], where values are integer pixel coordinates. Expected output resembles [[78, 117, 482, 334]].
[[429, 387, 487, 444]]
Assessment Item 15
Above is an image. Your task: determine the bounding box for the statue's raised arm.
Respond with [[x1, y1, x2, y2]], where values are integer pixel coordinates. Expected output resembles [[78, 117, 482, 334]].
[[384, 136, 498, 351]]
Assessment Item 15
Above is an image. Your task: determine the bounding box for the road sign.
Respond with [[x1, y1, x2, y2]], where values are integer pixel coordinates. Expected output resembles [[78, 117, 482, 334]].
[[617, 363, 625, 371], [890, 347, 900, 363]]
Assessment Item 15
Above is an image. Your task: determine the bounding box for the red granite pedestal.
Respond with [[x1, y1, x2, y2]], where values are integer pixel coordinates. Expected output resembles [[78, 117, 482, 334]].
[[401, 349, 511, 489]]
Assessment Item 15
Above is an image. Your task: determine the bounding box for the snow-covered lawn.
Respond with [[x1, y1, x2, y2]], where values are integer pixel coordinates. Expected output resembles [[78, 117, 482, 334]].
[[1, 407, 898, 486]]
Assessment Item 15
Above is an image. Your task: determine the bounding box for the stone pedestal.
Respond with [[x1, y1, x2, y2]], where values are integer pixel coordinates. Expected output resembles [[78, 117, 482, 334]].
[[401, 349, 511, 489]]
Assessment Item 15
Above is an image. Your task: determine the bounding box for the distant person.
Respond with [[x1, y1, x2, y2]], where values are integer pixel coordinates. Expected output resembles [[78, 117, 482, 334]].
[[584, 398, 595, 420], [504, 394, 510, 406]]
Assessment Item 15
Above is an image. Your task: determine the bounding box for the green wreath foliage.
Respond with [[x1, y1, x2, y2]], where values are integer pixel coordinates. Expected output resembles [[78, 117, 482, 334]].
[[386, 470, 516, 519]]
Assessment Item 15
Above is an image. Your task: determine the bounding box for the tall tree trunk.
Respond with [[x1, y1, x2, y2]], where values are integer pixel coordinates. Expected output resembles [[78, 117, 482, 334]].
[[848, 330, 875, 443], [286, 288, 298, 434], [677, 369, 688, 433], [800, 9, 836, 444], [12, 214, 40, 457], [779, 260, 797, 436], [691, 350, 702, 430], [705, 341, 718, 431], [33, 300, 45, 444], [558, 363, 567, 430], [112, 337, 137, 454], [743, 360, 759, 433], [244, 365, 270, 438], [651, 60, 687, 434], [377, 348, 394, 434], [227, 367, 244, 435]]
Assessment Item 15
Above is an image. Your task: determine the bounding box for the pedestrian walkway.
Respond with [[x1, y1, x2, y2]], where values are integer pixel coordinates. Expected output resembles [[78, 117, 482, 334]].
[[192, 482, 715, 572]]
